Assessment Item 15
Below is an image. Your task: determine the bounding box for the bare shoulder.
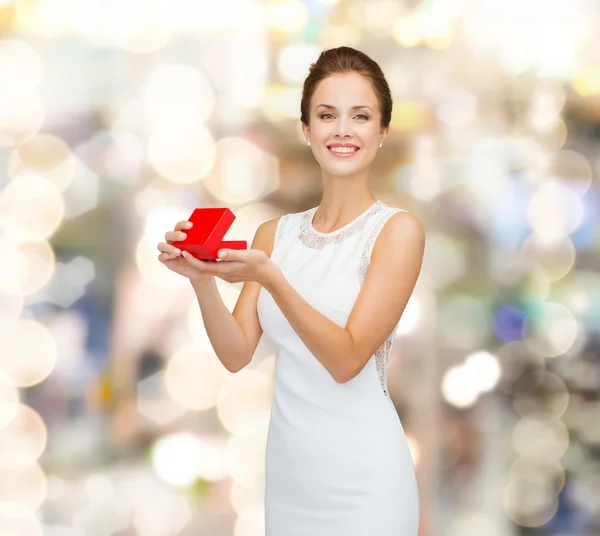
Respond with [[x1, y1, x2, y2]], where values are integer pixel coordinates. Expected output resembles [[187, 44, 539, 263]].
[[372, 210, 425, 261], [251, 216, 282, 257]]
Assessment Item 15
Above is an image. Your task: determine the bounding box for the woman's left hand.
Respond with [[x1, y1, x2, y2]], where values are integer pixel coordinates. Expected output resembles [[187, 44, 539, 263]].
[[181, 248, 279, 287]]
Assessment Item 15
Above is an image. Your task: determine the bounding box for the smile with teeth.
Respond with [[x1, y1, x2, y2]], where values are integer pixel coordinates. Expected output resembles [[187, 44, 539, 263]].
[[328, 145, 360, 157]]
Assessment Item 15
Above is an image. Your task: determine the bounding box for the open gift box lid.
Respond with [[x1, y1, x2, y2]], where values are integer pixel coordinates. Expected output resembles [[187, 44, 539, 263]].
[[171, 208, 247, 260]]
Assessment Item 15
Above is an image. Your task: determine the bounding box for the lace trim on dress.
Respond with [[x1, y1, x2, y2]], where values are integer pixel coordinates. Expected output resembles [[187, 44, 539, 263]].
[[359, 208, 405, 397], [275, 214, 288, 245], [298, 200, 386, 249]]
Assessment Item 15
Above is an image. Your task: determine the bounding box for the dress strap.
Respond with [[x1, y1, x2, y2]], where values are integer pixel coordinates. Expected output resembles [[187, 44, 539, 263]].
[[359, 207, 407, 286]]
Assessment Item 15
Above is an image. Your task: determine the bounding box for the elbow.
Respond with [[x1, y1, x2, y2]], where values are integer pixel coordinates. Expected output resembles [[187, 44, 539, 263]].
[[333, 351, 368, 384], [224, 354, 252, 374]]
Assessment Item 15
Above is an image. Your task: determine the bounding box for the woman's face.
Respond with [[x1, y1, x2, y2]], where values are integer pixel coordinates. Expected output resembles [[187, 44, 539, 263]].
[[302, 71, 388, 177]]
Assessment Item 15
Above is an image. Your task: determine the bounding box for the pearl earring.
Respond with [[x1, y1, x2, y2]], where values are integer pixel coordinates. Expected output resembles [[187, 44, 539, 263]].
[[307, 140, 311, 146], [378, 142, 383, 148]]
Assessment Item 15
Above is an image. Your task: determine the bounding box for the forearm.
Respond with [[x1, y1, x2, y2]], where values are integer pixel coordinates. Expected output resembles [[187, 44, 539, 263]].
[[263, 270, 358, 383], [190, 276, 251, 373]]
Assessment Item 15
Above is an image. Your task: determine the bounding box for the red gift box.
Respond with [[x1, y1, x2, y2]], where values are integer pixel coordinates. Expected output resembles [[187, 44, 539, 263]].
[[171, 208, 247, 260]]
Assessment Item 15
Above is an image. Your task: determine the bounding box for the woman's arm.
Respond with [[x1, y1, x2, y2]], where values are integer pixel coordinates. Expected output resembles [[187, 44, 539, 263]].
[[189, 217, 279, 372], [263, 211, 425, 383]]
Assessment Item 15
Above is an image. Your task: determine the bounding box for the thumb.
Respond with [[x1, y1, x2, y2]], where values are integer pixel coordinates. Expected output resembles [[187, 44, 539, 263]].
[[217, 249, 239, 261]]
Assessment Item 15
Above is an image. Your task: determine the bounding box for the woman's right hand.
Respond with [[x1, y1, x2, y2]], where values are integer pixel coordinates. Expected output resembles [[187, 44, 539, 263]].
[[157, 220, 212, 283]]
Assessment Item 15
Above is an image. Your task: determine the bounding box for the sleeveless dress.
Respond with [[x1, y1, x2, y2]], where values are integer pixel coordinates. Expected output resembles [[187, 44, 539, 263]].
[[256, 199, 420, 536]]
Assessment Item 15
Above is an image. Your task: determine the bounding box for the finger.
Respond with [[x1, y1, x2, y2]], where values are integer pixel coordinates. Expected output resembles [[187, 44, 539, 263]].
[[217, 249, 239, 260], [157, 242, 182, 256], [165, 230, 188, 244], [158, 252, 176, 263], [174, 220, 193, 232]]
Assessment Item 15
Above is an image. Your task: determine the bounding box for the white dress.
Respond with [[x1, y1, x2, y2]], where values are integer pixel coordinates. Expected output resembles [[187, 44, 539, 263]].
[[257, 199, 420, 536]]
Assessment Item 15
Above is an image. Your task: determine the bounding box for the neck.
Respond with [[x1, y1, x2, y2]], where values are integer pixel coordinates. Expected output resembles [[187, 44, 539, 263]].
[[314, 169, 377, 228]]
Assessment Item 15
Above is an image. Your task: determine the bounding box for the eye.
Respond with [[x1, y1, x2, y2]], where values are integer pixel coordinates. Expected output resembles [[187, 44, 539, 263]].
[[355, 114, 369, 120], [320, 113, 334, 119]]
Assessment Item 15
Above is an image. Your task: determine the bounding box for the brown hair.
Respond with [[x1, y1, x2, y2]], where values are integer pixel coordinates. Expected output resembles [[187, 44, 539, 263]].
[[300, 46, 393, 128]]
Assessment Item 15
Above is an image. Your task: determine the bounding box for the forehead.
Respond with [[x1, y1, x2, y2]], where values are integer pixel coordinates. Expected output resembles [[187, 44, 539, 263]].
[[312, 72, 379, 108]]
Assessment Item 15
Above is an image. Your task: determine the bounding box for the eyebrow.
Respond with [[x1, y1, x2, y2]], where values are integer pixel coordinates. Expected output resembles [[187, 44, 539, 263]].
[[316, 104, 373, 112]]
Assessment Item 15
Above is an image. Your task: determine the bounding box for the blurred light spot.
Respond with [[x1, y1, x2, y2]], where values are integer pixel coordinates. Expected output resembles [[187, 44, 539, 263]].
[[0, 237, 55, 296], [134, 184, 168, 218], [421, 233, 465, 290], [521, 234, 575, 281], [319, 24, 362, 49], [396, 295, 422, 337], [513, 418, 569, 460], [390, 100, 429, 131], [527, 85, 565, 131], [148, 123, 216, 184], [523, 302, 578, 358], [227, 203, 282, 248], [493, 304, 527, 343], [0, 462, 47, 518], [8, 134, 75, 191], [0, 373, 19, 431], [142, 64, 215, 127], [72, 474, 129, 535], [103, 130, 144, 184], [234, 497, 265, 536], [465, 351, 501, 393], [203, 137, 279, 205], [151, 432, 227, 487], [0, 92, 44, 147], [165, 344, 231, 411], [0, 291, 23, 330], [15, 0, 72, 38], [277, 44, 321, 84], [40, 256, 95, 308], [393, 16, 422, 47], [0, 319, 57, 387], [0, 39, 43, 96], [230, 480, 264, 524], [450, 512, 501, 536], [225, 434, 266, 488], [0, 172, 64, 240], [439, 296, 491, 349], [436, 86, 477, 127], [136, 371, 186, 425], [527, 181, 584, 242], [513, 371, 569, 421], [131, 488, 190, 536], [573, 65, 600, 96], [547, 149, 593, 196], [441, 365, 479, 408], [218, 369, 273, 436], [61, 160, 99, 219], [0, 515, 42, 536], [0, 404, 47, 469], [504, 456, 563, 527], [496, 341, 545, 395], [408, 134, 442, 201], [267, 0, 308, 32]]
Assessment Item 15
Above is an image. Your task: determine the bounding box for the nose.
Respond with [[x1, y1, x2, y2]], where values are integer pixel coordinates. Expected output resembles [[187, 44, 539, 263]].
[[333, 116, 353, 138]]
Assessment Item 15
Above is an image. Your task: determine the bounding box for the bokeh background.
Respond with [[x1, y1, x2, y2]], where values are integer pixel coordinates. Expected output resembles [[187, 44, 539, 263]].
[[1, 0, 599, 534]]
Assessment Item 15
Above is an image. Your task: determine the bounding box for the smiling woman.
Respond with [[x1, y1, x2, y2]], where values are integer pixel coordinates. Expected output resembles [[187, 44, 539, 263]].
[[157, 46, 424, 536]]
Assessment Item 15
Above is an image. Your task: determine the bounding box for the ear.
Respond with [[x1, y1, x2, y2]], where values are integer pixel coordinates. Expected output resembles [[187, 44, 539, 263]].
[[380, 124, 390, 144], [302, 122, 311, 144]]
